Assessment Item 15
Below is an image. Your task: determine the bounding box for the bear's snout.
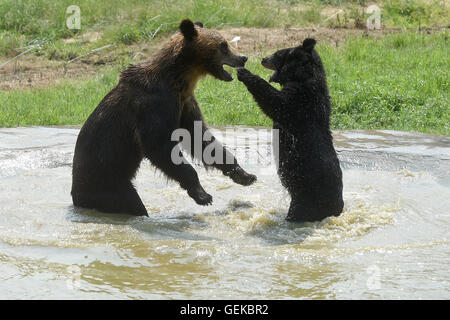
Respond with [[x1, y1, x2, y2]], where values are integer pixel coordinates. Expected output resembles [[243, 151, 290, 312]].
[[234, 55, 248, 67], [261, 57, 276, 70], [223, 54, 247, 68]]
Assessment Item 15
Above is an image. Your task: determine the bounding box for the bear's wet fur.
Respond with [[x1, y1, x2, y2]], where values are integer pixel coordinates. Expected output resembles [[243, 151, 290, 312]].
[[237, 38, 344, 222], [71, 19, 256, 216]]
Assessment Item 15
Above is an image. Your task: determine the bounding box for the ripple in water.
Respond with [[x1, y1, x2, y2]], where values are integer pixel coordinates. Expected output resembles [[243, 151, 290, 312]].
[[0, 127, 449, 299]]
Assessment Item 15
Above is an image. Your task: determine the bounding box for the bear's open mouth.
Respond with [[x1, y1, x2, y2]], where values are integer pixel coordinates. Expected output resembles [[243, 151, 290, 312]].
[[218, 55, 247, 82], [208, 64, 233, 82], [261, 60, 278, 82], [261, 61, 276, 71], [219, 64, 233, 82]]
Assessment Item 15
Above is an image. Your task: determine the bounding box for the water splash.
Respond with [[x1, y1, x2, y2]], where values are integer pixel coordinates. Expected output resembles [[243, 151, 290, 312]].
[[0, 127, 449, 299]]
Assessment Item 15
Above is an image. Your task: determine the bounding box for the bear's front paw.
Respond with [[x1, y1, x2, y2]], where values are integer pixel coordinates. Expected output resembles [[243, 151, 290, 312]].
[[237, 68, 251, 81], [187, 185, 213, 206], [224, 166, 257, 186]]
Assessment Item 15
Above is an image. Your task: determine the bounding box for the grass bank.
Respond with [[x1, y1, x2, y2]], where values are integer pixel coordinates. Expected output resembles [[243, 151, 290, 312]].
[[0, 0, 448, 60], [1, 32, 448, 134]]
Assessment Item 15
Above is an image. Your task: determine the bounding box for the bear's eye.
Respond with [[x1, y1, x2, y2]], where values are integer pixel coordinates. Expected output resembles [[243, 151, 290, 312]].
[[220, 42, 229, 54]]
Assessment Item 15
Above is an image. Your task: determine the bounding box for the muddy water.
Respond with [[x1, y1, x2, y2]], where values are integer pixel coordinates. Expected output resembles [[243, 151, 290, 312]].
[[0, 127, 449, 299]]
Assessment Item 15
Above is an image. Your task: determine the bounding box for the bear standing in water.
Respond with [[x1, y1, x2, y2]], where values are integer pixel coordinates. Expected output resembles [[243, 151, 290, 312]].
[[72, 20, 256, 216], [237, 38, 343, 222]]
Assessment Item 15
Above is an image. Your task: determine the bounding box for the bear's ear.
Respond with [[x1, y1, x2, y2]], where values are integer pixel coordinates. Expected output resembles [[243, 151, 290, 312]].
[[179, 19, 198, 41], [194, 21, 204, 28], [302, 38, 316, 52]]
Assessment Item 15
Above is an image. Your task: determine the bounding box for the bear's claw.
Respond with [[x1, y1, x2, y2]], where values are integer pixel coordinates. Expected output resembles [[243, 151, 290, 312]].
[[187, 186, 213, 206], [237, 67, 251, 81], [224, 167, 257, 186]]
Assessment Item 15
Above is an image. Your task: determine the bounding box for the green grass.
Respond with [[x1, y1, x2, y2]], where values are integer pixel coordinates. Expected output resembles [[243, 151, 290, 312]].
[[325, 33, 449, 133], [0, 0, 315, 57], [203, 32, 450, 134], [0, 0, 448, 58], [383, 0, 450, 27], [1, 32, 448, 134]]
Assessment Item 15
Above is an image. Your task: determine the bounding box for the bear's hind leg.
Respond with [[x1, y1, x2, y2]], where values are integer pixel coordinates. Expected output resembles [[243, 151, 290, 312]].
[[286, 198, 340, 222], [285, 200, 305, 222], [285, 199, 317, 223], [73, 182, 148, 216]]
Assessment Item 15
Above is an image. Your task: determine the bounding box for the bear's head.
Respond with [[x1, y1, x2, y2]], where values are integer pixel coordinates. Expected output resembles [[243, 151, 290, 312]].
[[178, 19, 247, 82], [261, 38, 325, 86]]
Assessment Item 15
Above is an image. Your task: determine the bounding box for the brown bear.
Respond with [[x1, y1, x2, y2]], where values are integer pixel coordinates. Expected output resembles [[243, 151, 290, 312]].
[[71, 19, 257, 216]]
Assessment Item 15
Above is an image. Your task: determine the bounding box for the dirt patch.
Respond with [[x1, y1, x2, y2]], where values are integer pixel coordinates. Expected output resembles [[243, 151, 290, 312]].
[[220, 27, 372, 55], [0, 26, 445, 90], [0, 56, 99, 90], [62, 31, 103, 45], [219, 26, 447, 56], [0, 40, 165, 91]]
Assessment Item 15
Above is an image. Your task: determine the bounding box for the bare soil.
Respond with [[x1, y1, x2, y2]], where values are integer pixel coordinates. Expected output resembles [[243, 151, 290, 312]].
[[0, 26, 443, 91], [0, 56, 98, 90], [221, 26, 377, 55]]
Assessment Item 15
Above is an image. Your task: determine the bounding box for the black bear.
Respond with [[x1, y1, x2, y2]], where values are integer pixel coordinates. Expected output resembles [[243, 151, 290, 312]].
[[237, 38, 344, 222], [71, 20, 256, 216]]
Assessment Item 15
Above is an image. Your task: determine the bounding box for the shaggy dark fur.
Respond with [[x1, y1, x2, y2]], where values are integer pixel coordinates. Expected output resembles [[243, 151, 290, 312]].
[[237, 38, 343, 222], [71, 19, 256, 216]]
